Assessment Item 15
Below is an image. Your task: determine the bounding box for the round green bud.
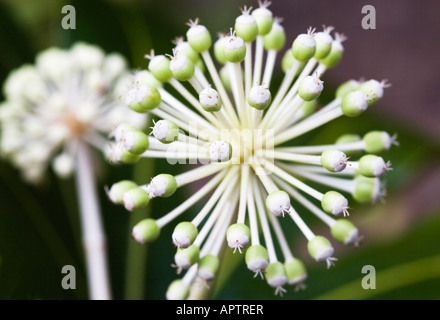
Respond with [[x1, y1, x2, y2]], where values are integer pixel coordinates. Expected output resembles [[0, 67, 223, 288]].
[[307, 235, 335, 263], [265, 261, 287, 290], [336, 79, 361, 99], [145, 173, 177, 198], [169, 54, 195, 81], [235, 12, 258, 42], [298, 100, 318, 119], [220, 65, 231, 91], [321, 190, 349, 217], [122, 130, 149, 155], [248, 84, 271, 110], [174, 39, 200, 64], [314, 28, 333, 59], [186, 21, 212, 52], [353, 175, 382, 204], [363, 131, 395, 154], [214, 36, 227, 64], [318, 37, 344, 68], [284, 258, 307, 286], [335, 133, 362, 157], [209, 140, 232, 162], [245, 245, 269, 274], [358, 79, 387, 106], [148, 54, 173, 82], [281, 49, 295, 73], [321, 148, 348, 172], [223, 33, 247, 63], [172, 221, 198, 248], [122, 187, 150, 211], [358, 154, 389, 178], [126, 86, 161, 113], [266, 190, 291, 217], [110, 123, 142, 142], [152, 119, 179, 144], [199, 86, 221, 112], [174, 244, 200, 271], [166, 279, 189, 300], [107, 180, 138, 204], [131, 218, 160, 244], [292, 32, 316, 62], [226, 223, 251, 253], [110, 143, 141, 164], [298, 73, 324, 101], [331, 219, 360, 246], [341, 90, 369, 117], [197, 254, 220, 281], [134, 70, 162, 89], [263, 19, 286, 51], [252, 5, 273, 36]]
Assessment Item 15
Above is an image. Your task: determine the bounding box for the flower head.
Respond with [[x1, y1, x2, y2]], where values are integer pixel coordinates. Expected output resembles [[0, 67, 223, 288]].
[[108, 2, 395, 298], [0, 42, 146, 182]]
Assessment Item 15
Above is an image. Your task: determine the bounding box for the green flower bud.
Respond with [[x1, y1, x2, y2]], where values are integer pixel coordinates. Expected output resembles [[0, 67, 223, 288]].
[[363, 131, 396, 154], [358, 154, 390, 177], [223, 32, 247, 63], [318, 34, 345, 68], [335, 79, 361, 99], [209, 140, 232, 162], [265, 262, 287, 292], [226, 223, 251, 253], [186, 19, 212, 53], [235, 9, 258, 42], [109, 143, 141, 164], [263, 19, 286, 51], [341, 90, 369, 117], [320, 148, 348, 172], [214, 35, 227, 64], [107, 180, 138, 204], [174, 39, 200, 64], [122, 130, 149, 155], [252, 4, 273, 36], [307, 235, 336, 267], [314, 26, 334, 59], [298, 73, 324, 101], [291, 29, 316, 62], [284, 258, 307, 286], [169, 53, 195, 81], [110, 123, 142, 143], [134, 70, 162, 89], [131, 218, 160, 244], [174, 244, 200, 271], [358, 79, 389, 106], [126, 85, 161, 113], [197, 254, 220, 281], [266, 190, 291, 217], [152, 119, 179, 144], [335, 133, 362, 157], [321, 190, 349, 217], [245, 245, 269, 275], [172, 221, 198, 248], [148, 54, 173, 82], [122, 187, 150, 211], [353, 175, 382, 204], [248, 84, 271, 110], [166, 279, 189, 300], [199, 86, 221, 112], [145, 173, 177, 198], [281, 49, 295, 73], [331, 219, 361, 246]]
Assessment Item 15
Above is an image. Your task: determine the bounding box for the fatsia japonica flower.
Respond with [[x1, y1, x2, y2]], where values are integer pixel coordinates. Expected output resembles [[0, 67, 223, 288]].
[[107, 1, 396, 299], [0, 42, 147, 300]]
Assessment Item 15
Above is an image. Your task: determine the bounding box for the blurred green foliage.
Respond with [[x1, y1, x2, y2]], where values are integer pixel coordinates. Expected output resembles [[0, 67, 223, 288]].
[[0, 0, 439, 300]]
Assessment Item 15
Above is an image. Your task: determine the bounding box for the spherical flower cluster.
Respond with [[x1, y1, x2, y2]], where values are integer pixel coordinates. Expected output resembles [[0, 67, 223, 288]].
[[107, 1, 396, 299], [0, 42, 146, 183]]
